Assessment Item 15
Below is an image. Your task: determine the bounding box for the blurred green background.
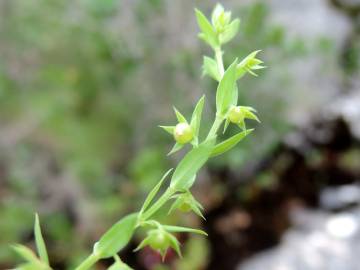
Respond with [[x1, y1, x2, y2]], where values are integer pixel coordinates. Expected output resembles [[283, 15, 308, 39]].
[[1, 0, 359, 270]]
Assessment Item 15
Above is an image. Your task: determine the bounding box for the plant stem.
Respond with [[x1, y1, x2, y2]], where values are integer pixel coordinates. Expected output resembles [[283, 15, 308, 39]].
[[206, 115, 223, 140], [142, 188, 174, 221], [215, 46, 225, 76], [75, 253, 100, 270]]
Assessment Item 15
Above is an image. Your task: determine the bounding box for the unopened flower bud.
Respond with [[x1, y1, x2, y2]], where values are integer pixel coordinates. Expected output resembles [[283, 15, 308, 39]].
[[173, 123, 194, 144], [228, 106, 244, 124]]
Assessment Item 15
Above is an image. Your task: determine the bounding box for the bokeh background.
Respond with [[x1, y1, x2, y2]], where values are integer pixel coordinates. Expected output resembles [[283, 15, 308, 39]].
[[0, 0, 359, 269]]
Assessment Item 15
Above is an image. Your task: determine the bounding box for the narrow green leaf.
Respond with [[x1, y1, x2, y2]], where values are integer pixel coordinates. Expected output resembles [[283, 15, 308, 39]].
[[159, 125, 175, 135], [211, 129, 254, 157], [170, 138, 215, 190], [163, 225, 208, 236], [34, 214, 49, 265], [140, 169, 173, 215], [173, 107, 187, 123], [190, 95, 205, 138], [216, 59, 238, 116], [94, 213, 138, 258], [195, 9, 218, 48], [220, 19, 240, 44], [202, 56, 220, 81]]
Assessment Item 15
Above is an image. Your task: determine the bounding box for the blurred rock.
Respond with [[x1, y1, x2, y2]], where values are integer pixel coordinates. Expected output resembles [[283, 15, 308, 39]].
[[238, 204, 360, 270]]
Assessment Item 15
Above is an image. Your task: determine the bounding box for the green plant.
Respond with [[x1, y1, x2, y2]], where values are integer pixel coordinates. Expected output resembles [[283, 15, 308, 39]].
[[12, 4, 264, 269]]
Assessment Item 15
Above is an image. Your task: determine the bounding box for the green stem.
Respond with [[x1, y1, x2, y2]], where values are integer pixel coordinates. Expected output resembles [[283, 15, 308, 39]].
[[75, 253, 100, 270], [206, 115, 223, 140], [142, 188, 174, 221], [215, 46, 225, 77]]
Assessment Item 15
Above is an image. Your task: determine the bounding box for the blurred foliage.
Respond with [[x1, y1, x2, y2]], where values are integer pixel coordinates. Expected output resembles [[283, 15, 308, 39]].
[[0, 0, 338, 269]]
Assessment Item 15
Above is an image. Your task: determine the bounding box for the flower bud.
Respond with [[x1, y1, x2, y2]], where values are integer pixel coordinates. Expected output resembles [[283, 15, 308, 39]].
[[147, 229, 169, 251], [212, 4, 231, 33], [173, 122, 194, 144], [228, 106, 244, 124], [135, 228, 181, 259]]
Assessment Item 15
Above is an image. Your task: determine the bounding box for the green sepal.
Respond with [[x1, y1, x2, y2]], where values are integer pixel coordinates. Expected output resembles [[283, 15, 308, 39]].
[[168, 191, 205, 219], [162, 225, 207, 236], [168, 142, 184, 156], [238, 119, 246, 130], [242, 107, 260, 122], [211, 129, 254, 157], [173, 107, 187, 123], [202, 56, 221, 81], [167, 233, 182, 258], [34, 214, 49, 265], [237, 50, 264, 79], [223, 118, 230, 134], [159, 125, 175, 135]]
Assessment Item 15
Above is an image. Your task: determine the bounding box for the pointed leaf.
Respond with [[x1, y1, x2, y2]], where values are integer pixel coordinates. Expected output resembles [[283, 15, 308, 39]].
[[195, 9, 217, 48], [203, 56, 220, 81], [190, 96, 205, 138], [94, 213, 138, 258], [211, 129, 254, 157], [216, 59, 238, 116], [170, 138, 215, 190], [34, 214, 49, 265], [140, 169, 173, 215]]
